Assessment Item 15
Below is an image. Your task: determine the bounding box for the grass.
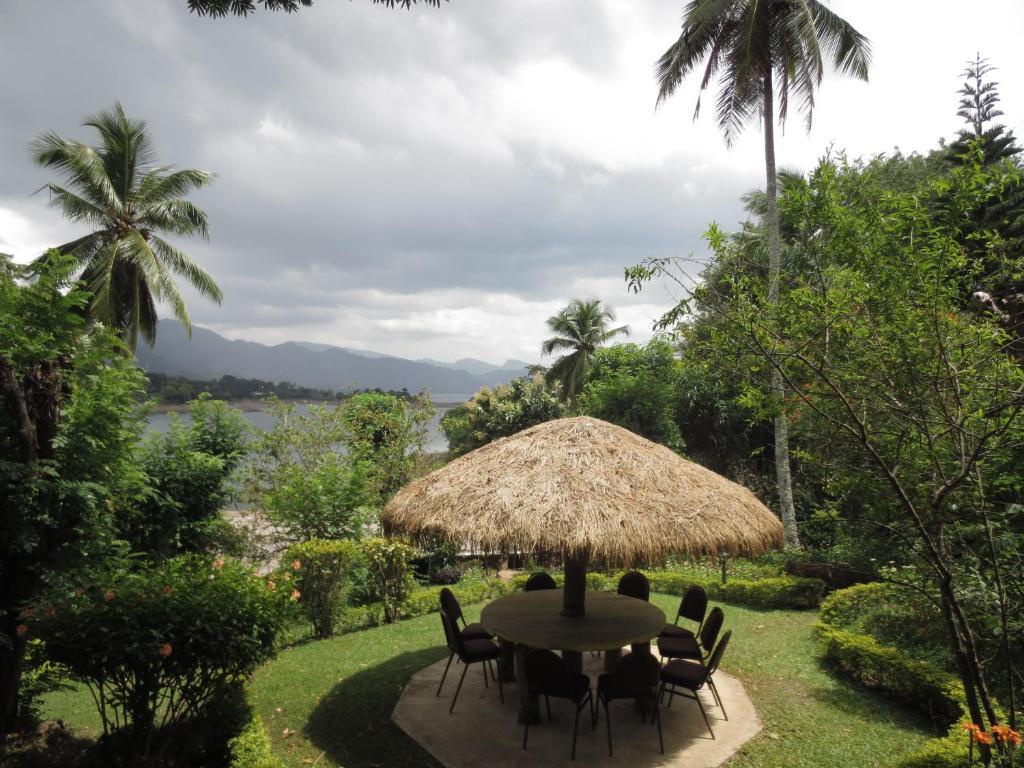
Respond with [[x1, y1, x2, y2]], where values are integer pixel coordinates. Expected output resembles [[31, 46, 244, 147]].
[[41, 594, 938, 767]]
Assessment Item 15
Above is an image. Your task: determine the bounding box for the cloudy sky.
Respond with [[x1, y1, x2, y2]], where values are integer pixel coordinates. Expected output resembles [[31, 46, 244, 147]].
[[2, 1, 1022, 363]]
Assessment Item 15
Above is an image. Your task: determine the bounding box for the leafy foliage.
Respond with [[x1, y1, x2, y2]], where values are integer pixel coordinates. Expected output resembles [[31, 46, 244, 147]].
[[541, 298, 628, 402], [441, 375, 564, 457], [358, 538, 417, 623], [28, 556, 294, 759], [284, 540, 360, 638]]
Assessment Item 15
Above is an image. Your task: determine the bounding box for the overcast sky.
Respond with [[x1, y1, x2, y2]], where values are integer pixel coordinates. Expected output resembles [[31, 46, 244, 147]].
[[2, 1, 1022, 363]]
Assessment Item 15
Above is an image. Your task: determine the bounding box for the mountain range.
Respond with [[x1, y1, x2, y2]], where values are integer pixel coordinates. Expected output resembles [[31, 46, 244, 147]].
[[135, 320, 532, 400]]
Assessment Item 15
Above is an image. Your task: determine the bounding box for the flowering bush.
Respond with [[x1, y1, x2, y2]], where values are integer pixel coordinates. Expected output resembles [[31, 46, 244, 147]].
[[283, 540, 359, 637], [26, 556, 295, 760]]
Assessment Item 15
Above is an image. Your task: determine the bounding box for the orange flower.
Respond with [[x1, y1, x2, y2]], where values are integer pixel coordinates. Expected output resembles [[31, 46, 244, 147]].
[[964, 723, 982, 736], [15, 624, 28, 638], [104, 589, 115, 602], [291, 560, 301, 571], [992, 725, 1022, 747], [290, 589, 301, 602], [159, 643, 173, 658], [213, 557, 225, 571], [973, 730, 992, 746], [267, 580, 276, 592]]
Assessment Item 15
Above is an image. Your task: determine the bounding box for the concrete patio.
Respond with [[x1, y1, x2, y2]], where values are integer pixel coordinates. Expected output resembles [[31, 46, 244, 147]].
[[392, 649, 761, 767]]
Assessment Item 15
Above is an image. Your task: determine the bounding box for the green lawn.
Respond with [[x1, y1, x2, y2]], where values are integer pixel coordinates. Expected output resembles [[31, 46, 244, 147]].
[[42, 594, 939, 767]]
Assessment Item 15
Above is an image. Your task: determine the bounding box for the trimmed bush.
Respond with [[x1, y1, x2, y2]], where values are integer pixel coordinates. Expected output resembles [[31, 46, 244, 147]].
[[784, 560, 875, 591], [285, 539, 360, 637], [28, 556, 295, 760], [228, 712, 285, 768], [643, 570, 826, 609], [360, 538, 418, 623], [818, 584, 971, 768]]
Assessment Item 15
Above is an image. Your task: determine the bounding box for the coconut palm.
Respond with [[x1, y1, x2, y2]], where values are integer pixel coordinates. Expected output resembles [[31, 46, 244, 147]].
[[655, 0, 871, 548], [31, 103, 221, 351], [541, 299, 629, 403]]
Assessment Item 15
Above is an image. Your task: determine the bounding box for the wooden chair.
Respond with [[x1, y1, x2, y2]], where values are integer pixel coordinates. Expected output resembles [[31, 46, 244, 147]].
[[437, 610, 504, 713], [522, 650, 594, 760], [595, 652, 663, 757], [439, 587, 492, 641], [658, 631, 732, 739], [524, 572, 557, 591], [660, 585, 708, 641]]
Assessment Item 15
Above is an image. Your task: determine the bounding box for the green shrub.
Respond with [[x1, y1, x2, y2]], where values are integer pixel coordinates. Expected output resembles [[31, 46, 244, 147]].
[[28, 556, 295, 759], [228, 712, 285, 768], [360, 538, 418, 622], [644, 570, 825, 609], [285, 539, 360, 638], [894, 723, 969, 768]]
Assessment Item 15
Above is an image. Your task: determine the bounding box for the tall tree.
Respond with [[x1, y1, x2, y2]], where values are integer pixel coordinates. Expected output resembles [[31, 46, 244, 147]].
[[541, 299, 629, 404], [31, 103, 222, 351], [186, 0, 440, 16], [654, 0, 871, 548]]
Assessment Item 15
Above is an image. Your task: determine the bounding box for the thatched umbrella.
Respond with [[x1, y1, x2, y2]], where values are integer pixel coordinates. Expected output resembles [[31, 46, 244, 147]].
[[383, 416, 783, 618]]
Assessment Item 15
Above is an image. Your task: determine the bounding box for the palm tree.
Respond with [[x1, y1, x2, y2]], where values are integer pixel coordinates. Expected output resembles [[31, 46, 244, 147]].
[[31, 103, 222, 351], [655, 0, 871, 548], [541, 299, 629, 403]]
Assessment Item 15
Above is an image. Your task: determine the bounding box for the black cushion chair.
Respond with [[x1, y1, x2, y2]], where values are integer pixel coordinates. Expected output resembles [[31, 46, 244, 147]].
[[595, 652, 663, 757], [439, 587, 492, 641], [524, 572, 557, 591], [616, 571, 651, 601], [657, 605, 723, 664], [436, 610, 504, 713], [522, 650, 594, 760], [658, 630, 732, 739], [660, 585, 708, 641]]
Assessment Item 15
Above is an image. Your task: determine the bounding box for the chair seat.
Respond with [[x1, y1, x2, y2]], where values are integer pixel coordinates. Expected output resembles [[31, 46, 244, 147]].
[[597, 672, 655, 701], [532, 672, 591, 702], [660, 659, 705, 689], [659, 623, 696, 640], [462, 638, 502, 662], [657, 635, 701, 660], [459, 622, 493, 641]]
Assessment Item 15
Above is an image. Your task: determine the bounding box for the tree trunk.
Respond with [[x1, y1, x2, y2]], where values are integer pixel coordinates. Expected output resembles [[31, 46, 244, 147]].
[[762, 70, 800, 548]]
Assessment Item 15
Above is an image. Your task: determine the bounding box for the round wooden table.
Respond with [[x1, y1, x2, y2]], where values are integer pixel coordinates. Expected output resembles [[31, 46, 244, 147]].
[[481, 590, 665, 723]]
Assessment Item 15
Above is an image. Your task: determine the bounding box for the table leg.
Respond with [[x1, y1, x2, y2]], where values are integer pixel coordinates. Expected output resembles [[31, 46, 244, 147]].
[[514, 644, 540, 724], [604, 648, 622, 674], [562, 650, 583, 675], [498, 639, 515, 682]]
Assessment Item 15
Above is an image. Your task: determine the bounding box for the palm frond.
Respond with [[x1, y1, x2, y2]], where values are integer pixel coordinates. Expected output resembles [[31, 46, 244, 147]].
[[149, 236, 223, 303], [135, 167, 215, 207], [30, 135, 121, 211], [139, 200, 211, 238], [84, 103, 156, 203], [38, 184, 110, 229]]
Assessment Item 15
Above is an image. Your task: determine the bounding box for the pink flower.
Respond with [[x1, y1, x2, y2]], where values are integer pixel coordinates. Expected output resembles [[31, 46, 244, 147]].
[[290, 589, 301, 602], [267, 580, 276, 592], [104, 589, 115, 602], [15, 624, 28, 638], [291, 560, 301, 571], [213, 557, 225, 571], [159, 643, 173, 658]]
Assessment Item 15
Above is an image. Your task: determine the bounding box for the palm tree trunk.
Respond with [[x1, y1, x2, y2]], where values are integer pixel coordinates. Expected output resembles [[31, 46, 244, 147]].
[[762, 69, 800, 548]]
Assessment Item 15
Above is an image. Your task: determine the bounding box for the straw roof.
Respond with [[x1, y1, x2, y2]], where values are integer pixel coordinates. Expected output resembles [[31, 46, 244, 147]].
[[382, 416, 783, 563]]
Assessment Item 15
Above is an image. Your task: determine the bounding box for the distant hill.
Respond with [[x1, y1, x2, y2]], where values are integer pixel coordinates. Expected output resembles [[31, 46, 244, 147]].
[[135, 320, 531, 399]]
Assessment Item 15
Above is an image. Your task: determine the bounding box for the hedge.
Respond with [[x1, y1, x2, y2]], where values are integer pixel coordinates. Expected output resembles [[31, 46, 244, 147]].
[[501, 568, 825, 610], [817, 586, 970, 768]]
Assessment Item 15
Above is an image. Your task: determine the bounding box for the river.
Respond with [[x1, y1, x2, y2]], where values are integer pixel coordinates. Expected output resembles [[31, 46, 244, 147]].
[[145, 399, 461, 454]]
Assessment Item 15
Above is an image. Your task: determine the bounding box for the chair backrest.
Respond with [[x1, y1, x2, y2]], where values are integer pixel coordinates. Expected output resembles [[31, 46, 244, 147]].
[[525, 649, 567, 695], [698, 606, 725, 653], [439, 608, 465, 657], [704, 630, 732, 677], [524, 572, 557, 592], [616, 571, 650, 602], [608, 652, 660, 700], [677, 585, 708, 626], [439, 587, 463, 624]]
